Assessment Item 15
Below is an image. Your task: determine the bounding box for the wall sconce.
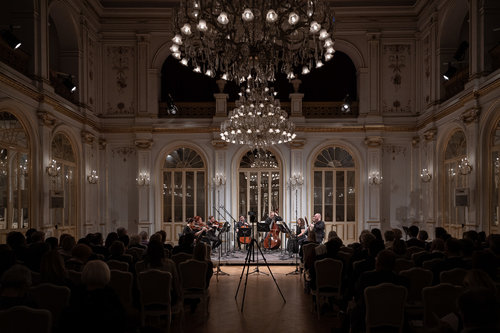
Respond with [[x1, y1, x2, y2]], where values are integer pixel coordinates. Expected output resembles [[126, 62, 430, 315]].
[[495, 157, 500, 175], [87, 170, 99, 184], [458, 157, 473, 175], [289, 173, 304, 189], [368, 171, 383, 185], [420, 168, 432, 182], [449, 168, 456, 177], [136, 171, 151, 186], [46, 159, 61, 177], [213, 173, 226, 187]]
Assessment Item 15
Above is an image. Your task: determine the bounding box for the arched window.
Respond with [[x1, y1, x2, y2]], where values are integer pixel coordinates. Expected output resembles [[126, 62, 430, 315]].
[[491, 120, 500, 229], [0, 112, 30, 233], [50, 133, 77, 236], [162, 147, 206, 228], [312, 146, 356, 243], [238, 149, 281, 222], [443, 130, 467, 238]]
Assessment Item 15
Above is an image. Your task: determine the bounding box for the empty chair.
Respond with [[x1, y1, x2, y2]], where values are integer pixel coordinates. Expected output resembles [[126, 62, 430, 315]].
[[364, 283, 407, 333], [394, 258, 414, 273], [179, 259, 209, 318], [29, 283, 70, 328], [0, 305, 52, 333], [137, 269, 173, 328], [422, 283, 463, 329], [107, 259, 129, 272], [311, 258, 343, 319], [440, 267, 468, 286], [171, 252, 193, 268], [399, 267, 433, 305], [109, 270, 134, 310]]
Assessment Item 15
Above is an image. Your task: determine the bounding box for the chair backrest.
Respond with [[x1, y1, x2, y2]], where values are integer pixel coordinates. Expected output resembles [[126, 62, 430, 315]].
[[137, 269, 172, 306], [399, 267, 433, 304], [171, 252, 193, 267], [336, 251, 353, 264], [107, 259, 129, 272], [29, 283, 70, 327], [126, 247, 144, 261], [440, 267, 468, 286], [422, 283, 463, 329], [30, 270, 41, 286], [109, 269, 134, 308], [179, 259, 208, 290], [422, 258, 444, 271], [302, 243, 317, 270], [364, 283, 407, 332], [67, 269, 82, 285], [0, 305, 52, 333], [411, 250, 429, 266], [406, 246, 426, 257], [394, 258, 414, 273], [314, 258, 343, 292]]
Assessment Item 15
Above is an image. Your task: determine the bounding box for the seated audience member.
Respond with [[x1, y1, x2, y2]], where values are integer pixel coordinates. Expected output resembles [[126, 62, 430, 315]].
[[172, 233, 195, 255], [88, 233, 107, 257], [406, 225, 426, 248], [128, 234, 146, 250], [392, 228, 403, 240], [370, 228, 383, 242], [391, 238, 407, 258], [384, 230, 396, 249], [66, 243, 93, 272], [25, 228, 38, 245], [25, 231, 50, 272], [0, 244, 16, 277], [192, 241, 213, 288], [45, 237, 58, 250], [116, 227, 129, 247], [61, 260, 127, 333], [139, 231, 149, 247], [6, 231, 28, 263], [156, 230, 174, 252], [435, 226, 450, 241], [0, 264, 37, 309], [104, 232, 119, 252], [414, 238, 445, 267], [59, 234, 76, 262], [432, 237, 470, 283], [107, 241, 133, 268], [40, 249, 71, 287]]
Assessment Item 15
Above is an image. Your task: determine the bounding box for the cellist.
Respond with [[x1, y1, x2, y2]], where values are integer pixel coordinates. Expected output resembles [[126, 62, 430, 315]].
[[236, 215, 250, 250]]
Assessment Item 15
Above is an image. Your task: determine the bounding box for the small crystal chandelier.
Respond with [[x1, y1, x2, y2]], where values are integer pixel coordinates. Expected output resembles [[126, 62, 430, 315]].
[[458, 157, 473, 175], [136, 172, 151, 186], [171, 0, 336, 83], [87, 170, 99, 184], [220, 80, 296, 148], [46, 159, 61, 177], [420, 168, 432, 182]]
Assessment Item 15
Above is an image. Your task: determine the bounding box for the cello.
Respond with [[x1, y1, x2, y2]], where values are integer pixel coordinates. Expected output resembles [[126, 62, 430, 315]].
[[263, 215, 281, 250]]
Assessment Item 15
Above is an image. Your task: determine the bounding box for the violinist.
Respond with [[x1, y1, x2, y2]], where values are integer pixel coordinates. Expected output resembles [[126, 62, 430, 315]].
[[236, 215, 250, 250], [207, 216, 222, 250], [183, 217, 207, 239]]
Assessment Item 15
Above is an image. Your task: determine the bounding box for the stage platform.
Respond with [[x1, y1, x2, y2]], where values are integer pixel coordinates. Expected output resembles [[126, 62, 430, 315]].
[[210, 247, 299, 266]]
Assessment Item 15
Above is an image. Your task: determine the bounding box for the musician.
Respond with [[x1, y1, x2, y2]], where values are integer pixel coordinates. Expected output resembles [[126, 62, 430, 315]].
[[207, 216, 222, 250], [296, 218, 307, 245], [182, 217, 207, 239], [263, 210, 282, 250], [236, 215, 250, 250], [306, 213, 326, 243]]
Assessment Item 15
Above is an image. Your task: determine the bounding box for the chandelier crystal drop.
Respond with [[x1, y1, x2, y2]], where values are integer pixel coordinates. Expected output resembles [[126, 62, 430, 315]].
[[220, 80, 296, 149], [171, 0, 336, 83]]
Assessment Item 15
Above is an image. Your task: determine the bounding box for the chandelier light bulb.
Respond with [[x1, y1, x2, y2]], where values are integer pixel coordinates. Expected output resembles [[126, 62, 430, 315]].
[[169, 44, 179, 53], [197, 19, 208, 31], [181, 58, 189, 66], [266, 9, 278, 22], [172, 52, 181, 59], [288, 12, 300, 25], [222, 73, 229, 80], [324, 38, 334, 47], [193, 66, 201, 73], [310, 21, 321, 33], [302, 66, 310, 74], [316, 60, 324, 68], [326, 47, 335, 54], [217, 12, 229, 25], [172, 34, 183, 44], [181, 23, 192, 35], [205, 69, 213, 77], [287, 72, 296, 79], [319, 29, 329, 40], [242, 8, 254, 22], [325, 53, 334, 61]]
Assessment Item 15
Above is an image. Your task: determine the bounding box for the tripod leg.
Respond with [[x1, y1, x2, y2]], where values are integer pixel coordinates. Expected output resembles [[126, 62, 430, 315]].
[[240, 255, 251, 312], [255, 240, 286, 304], [235, 240, 252, 299]]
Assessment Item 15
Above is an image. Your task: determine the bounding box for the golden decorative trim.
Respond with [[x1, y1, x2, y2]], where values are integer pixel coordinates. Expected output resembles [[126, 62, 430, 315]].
[[37, 111, 56, 127], [211, 139, 228, 149], [81, 130, 96, 144], [364, 136, 384, 147], [412, 136, 420, 147], [134, 138, 153, 150], [423, 128, 437, 141], [288, 139, 306, 149], [461, 108, 480, 124]]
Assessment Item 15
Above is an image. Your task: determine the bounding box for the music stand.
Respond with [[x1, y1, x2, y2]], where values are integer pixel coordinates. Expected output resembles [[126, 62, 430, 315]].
[[278, 222, 293, 260], [215, 222, 230, 281]]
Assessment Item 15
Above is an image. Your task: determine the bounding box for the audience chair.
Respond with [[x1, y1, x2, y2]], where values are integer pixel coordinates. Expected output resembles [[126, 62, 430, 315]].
[[29, 283, 70, 329], [135, 260, 147, 274], [67, 269, 82, 285], [179, 259, 209, 319], [406, 246, 425, 257], [422, 258, 444, 271], [411, 251, 429, 266], [422, 283, 463, 329], [394, 258, 414, 273], [171, 252, 193, 268], [364, 283, 407, 333], [107, 259, 129, 272], [0, 305, 52, 333], [336, 250, 353, 265], [311, 258, 343, 319], [30, 270, 41, 286], [137, 269, 173, 329], [126, 247, 145, 261], [399, 267, 433, 305], [109, 269, 134, 310], [439, 267, 467, 286]]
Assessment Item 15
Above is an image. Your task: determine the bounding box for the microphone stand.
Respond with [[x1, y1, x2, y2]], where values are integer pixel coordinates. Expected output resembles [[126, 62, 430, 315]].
[[220, 205, 238, 255], [213, 206, 229, 279]]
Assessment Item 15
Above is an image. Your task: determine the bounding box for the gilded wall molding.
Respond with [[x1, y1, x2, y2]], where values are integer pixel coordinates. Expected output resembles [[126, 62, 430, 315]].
[[211, 139, 228, 149], [364, 136, 384, 147], [37, 111, 56, 127], [460, 108, 480, 124], [412, 136, 420, 147], [81, 130, 96, 144], [423, 128, 437, 141], [98, 138, 107, 150], [134, 138, 153, 150]]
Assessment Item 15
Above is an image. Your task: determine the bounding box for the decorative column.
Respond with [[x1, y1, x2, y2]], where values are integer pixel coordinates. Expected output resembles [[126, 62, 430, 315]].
[[367, 32, 381, 115], [411, 136, 423, 224], [423, 128, 437, 230], [214, 79, 229, 120], [365, 136, 383, 230], [135, 138, 153, 234], [137, 34, 150, 116], [37, 111, 56, 232], [211, 140, 227, 221], [82, 130, 98, 236], [98, 138, 108, 236]]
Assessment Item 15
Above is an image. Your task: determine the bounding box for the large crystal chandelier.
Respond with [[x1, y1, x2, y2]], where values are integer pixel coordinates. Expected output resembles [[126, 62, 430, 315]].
[[170, 0, 336, 83], [220, 80, 296, 148]]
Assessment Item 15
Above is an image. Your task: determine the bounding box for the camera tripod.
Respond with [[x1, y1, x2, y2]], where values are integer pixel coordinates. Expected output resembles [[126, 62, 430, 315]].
[[234, 237, 286, 312]]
